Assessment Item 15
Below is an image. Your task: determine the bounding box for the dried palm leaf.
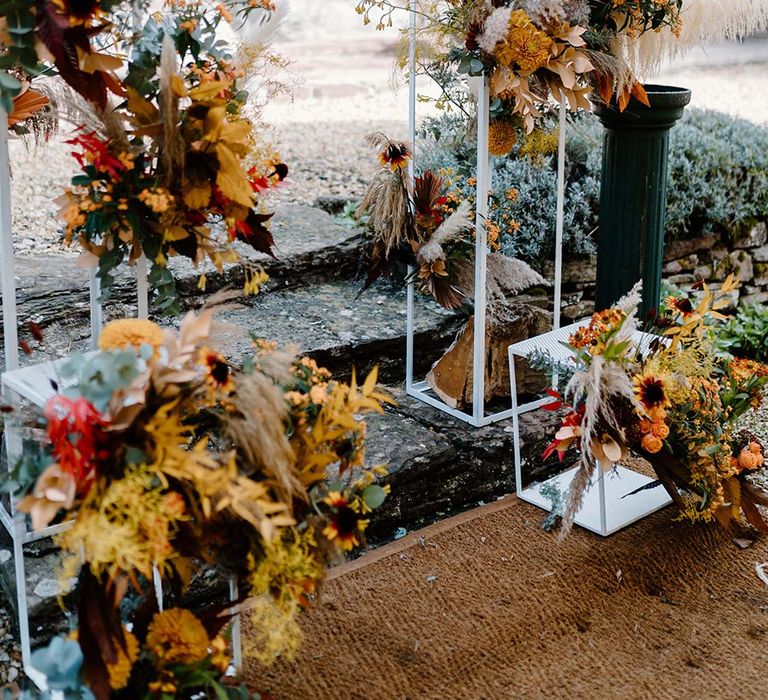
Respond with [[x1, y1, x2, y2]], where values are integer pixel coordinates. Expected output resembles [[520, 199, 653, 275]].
[[413, 170, 443, 217], [452, 252, 547, 306], [159, 32, 184, 187]]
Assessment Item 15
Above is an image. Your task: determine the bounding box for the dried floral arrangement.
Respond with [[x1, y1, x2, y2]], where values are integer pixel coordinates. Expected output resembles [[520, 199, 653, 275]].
[[357, 1, 768, 146], [542, 276, 768, 537], [7, 312, 390, 698], [357, 132, 545, 310], [55, 1, 288, 310]]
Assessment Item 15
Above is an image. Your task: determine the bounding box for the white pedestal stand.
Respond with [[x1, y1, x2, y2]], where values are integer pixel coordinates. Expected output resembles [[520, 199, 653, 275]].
[[405, 3, 512, 427], [507, 323, 673, 536]]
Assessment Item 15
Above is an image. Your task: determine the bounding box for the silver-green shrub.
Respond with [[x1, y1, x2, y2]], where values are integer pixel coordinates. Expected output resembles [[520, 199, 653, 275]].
[[417, 109, 768, 271]]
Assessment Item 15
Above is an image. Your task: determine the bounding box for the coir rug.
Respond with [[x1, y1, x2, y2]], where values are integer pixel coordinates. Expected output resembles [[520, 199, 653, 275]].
[[241, 496, 768, 699]]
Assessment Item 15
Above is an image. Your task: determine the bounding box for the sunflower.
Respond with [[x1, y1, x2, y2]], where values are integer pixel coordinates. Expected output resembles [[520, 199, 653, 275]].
[[99, 318, 165, 357], [198, 347, 234, 393], [322, 492, 364, 551], [146, 608, 209, 666], [665, 295, 694, 317], [488, 120, 517, 157], [378, 142, 411, 171], [633, 372, 669, 417]]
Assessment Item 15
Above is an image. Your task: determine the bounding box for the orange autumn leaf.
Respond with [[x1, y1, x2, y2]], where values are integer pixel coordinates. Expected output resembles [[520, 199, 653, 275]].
[[8, 87, 49, 127], [595, 72, 613, 105], [631, 82, 650, 108]]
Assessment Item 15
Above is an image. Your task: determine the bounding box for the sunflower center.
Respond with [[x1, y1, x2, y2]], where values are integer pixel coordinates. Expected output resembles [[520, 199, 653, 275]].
[[641, 379, 665, 407], [335, 507, 359, 537], [208, 358, 230, 386]]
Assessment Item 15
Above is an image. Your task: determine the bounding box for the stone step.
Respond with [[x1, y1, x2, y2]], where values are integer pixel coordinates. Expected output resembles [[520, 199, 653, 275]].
[[364, 390, 563, 541], [0, 204, 362, 357], [190, 278, 465, 384]]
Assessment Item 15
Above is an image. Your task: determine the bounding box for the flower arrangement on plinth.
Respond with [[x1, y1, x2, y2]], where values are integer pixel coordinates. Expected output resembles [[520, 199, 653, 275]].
[[357, 132, 545, 310], [12, 312, 391, 698], [357, 1, 768, 149], [56, 1, 289, 310], [543, 276, 768, 536]]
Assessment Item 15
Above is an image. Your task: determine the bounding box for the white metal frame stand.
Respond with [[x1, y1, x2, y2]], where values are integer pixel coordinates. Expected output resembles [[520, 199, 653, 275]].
[[507, 323, 673, 536], [0, 113, 242, 686], [405, 2, 507, 427], [498, 90, 672, 536]]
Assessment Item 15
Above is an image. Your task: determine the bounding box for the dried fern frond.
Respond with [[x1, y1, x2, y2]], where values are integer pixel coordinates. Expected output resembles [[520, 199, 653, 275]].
[[364, 131, 397, 151]]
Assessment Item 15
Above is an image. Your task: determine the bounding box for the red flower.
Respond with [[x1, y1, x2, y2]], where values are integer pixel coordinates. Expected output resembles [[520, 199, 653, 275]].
[[67, 131, 127, 180], [44, 395, 107, 491], [542, 406, 585, 462]]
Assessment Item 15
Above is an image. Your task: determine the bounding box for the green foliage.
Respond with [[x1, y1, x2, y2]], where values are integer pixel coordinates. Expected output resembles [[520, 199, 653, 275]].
[[539, 481, 564, 532], [717, 303, 768, 362], [417, 108, 768, 271], [60, 349, 147, 412]]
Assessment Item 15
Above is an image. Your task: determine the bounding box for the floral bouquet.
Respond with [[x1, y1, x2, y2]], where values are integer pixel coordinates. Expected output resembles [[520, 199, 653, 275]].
[[11, 311, 390, 698], [356, 0, 767, 153], [56, 0, 288, 310], [356, 132, 545, 310], [0, 0, 126, 112], [543, 276, 768, 536]]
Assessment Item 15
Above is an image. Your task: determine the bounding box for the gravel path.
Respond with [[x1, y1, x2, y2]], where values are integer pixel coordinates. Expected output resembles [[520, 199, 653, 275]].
[[0, 599, 22, 686]]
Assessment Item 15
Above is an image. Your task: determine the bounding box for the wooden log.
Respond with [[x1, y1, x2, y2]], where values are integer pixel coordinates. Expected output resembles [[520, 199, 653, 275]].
[[426, 303, 551, 408]]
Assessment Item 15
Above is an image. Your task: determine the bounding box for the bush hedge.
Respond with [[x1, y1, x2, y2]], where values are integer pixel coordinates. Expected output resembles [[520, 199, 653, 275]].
[[417, 109, 768, 268]]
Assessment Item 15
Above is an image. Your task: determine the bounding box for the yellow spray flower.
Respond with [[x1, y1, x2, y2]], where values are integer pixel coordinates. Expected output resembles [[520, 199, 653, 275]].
[[99, 319, 165, 356], [146, 608, 209, 666], [108, 629, 140, 690], [488, 120, 517, 157]]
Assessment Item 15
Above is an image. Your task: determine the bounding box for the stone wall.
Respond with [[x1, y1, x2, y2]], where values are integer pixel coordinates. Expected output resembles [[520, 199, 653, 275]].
[[541, 220, 768, 320]]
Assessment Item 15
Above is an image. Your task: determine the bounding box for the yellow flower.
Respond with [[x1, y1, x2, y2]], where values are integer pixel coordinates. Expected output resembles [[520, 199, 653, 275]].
[[99, 319, 165, 356], [488, 120, 517, 157], [633, 372, 670, 415], [108, 629, 140, 690], [146, 608, 209, 666], [494, 10, 553, 74], [210, 636, 230, 673]]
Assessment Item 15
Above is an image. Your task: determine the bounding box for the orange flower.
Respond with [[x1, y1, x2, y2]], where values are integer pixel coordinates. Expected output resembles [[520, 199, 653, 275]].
[[488, 120, 517, 157], [641, 433, 663, 454], [146, 609, 209, 666], [665, 295, 694, 317], [198, 347, 234, 393], [378, 142, 411, 171]]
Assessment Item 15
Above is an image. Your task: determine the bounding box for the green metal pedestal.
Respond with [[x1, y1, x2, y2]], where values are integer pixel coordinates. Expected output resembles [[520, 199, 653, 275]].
[[594, 85, 691, 316]]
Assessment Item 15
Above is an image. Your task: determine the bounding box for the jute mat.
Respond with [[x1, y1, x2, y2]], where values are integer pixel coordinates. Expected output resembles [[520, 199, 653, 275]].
[[242, 497, 768, 699]]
